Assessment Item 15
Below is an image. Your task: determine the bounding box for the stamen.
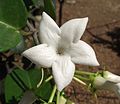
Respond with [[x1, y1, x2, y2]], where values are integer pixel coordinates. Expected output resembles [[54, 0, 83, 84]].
[[57, 47, 65, 55]]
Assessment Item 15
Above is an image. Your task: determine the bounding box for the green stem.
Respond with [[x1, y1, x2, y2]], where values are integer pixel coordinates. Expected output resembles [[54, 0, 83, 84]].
[[73, 77, 86, 85], [45, 75, 53, 82], [48, 85, 57, 103], [37, 68, 44, 88], [56, 91, 60, 104], [75, 70, 94, 76], [74, 75, 90, 81], [38, 98, 48, 104]]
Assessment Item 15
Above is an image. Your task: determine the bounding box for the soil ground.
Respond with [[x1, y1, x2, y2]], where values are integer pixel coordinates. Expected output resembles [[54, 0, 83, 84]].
[[56, 0, 120, 103]]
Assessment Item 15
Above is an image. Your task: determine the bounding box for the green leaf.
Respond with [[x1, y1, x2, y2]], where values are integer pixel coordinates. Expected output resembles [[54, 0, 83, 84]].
[[0, 0, 27, 29], [22, 0, 33, 10], [0, 0, 28, 52], [5, 74, 23, 103], [44, 0, 56, 20], [13, 69, 32, 89], [0, 22, 21, 52], [35, 82, 52, 100], [11, 36, 26, 53], [32, 0, 39, 4], [32, 0, 44, 6], [5, 68, 42, 103], [32, 0, 56, 20], [28, 68, 42, 89], [13, 68, 42, 89]]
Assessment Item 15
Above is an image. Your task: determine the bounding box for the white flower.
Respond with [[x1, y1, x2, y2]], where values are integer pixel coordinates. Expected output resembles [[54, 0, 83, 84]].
[[94, 71, 120, 98], [22, 12, 99, 91]]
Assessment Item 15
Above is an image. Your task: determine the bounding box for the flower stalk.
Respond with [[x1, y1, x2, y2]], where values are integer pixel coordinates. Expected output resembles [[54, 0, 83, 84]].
[[45, 75, 53, 82], [48, 85, 57, 103], [75, 70, 94, 76], [56, 91, 60, 104], [73, 77, 86, 85], [74, 75, 90, 82], [37, 68, 44, 88]]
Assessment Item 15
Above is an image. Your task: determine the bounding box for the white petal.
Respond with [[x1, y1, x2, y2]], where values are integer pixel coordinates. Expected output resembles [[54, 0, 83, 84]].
[[104, 71, 120, 83], [94, 76, 115, 90], [60, 17, 88, 43], [68, 40, 99, 66], [94, 76, 120, 99], [22, 44, 57, 68], [94, 76, 107, 88], [39, 12, 61, 48], [113, 83, 120, 98], [52, 55, 75, 91]]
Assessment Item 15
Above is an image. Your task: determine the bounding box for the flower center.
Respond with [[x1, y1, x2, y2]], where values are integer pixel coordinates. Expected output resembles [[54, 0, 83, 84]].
[[57, 47, 65, 55]]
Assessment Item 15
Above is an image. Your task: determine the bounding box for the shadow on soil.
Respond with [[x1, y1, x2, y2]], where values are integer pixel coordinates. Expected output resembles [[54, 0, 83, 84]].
[[90, 27, 120, 56]]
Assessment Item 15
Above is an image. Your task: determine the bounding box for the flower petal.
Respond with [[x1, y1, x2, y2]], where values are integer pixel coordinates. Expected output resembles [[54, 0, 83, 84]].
[[94, 76, 120, 99], [113, 83, 120, 98], [94, 76, 115, 90], [52, 55, 75, 91], [22, 44, 57, 68], [94, 76, 107, 88], [68, 40, 99, 66], [104, 71, 120, 83], [39, 12, 61, 49], [60, 17, 88, 43]]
